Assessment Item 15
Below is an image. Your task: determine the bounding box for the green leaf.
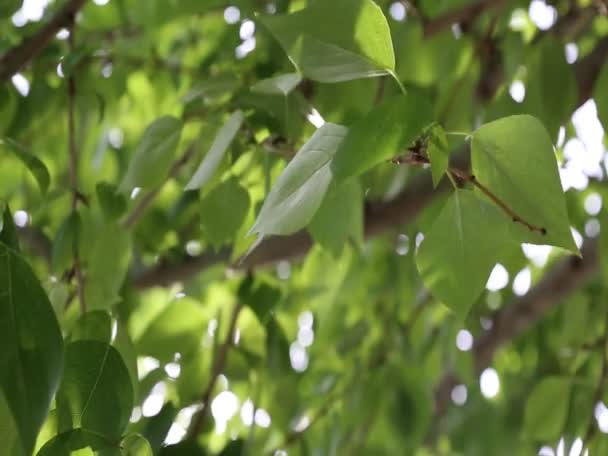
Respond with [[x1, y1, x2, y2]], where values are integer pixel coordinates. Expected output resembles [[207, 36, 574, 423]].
[[158, 441, 207, 456], [0, 225, 64, 456], [36, 429, 118, 456], [251, 73, 302, 95], [96, 182, 127, 220], [119, 116, 183, 192], [0, 0, 20, 18], [121, 434, 153, 456], [415, 189, 512, 316], [185, 111, 244, 190], [84, 221, 131, 310], [238, 276, 282, 325], [308, 178, 363, 256], [266, 317, 291, 375], [523, 376, 571, 441], [249, 123, 348, 237], [51, 212, 81, 274], [594, 62, 608, 130], [136, 297, 208, 362], [426, 125, 449, 188], [471, 115, 577, 253], [141, 403, 177, 453], [0, 137, 50, 193], [331, 93, 432, 180], [70, 311, 139, 401], [200, 177, 250, 248], [0, 203, 20, 249], [56, 340, 134, 440], [260, 0, 394, 82]]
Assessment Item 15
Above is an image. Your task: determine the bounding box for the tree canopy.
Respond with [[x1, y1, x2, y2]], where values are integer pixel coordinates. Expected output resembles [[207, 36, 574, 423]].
[[1, 0, 608, 455]]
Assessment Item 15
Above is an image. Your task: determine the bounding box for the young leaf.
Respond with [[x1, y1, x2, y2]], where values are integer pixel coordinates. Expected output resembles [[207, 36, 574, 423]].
[[331, 93, 433, 180], [416, 189, 513, 316], [51, 211, 81, 274], [55, 340, 133, 440], [0, 208, 64, 456], [185, 110, 244, 190], [0, 137, 50, 193], [200, 176, 250, 248], [308, 178, 363, 256], [259, 0, 395, 82], [471, 115, 577, 253], [426, 125, 449, 188], [249, 123, 349, 237], [251, 73, 302, 96], [523, 376, 571, 441], [119, 116, 183, 192]]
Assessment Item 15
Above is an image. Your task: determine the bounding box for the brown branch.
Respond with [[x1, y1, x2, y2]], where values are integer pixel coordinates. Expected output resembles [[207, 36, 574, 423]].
[[0, 0, 87, 82], [188, 301, 243, 439], [431, 240, 598, 426], [121, 146, 195, 229]]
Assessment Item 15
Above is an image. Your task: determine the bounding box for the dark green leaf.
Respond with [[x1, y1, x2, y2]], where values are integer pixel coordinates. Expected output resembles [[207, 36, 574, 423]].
[[121, 434, 153, 456], [426, 124, 449, 188], [142, 403, 177, 453], [51, 212, 81, 274], [331, 93, 433, 180], [96, 182, 127, 220], [36, 429, 118, 456], [595, 62, 608, 130]]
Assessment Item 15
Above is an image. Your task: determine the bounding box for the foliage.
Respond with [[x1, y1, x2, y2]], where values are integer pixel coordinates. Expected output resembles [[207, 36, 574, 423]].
[[1, 0, 608, 454]]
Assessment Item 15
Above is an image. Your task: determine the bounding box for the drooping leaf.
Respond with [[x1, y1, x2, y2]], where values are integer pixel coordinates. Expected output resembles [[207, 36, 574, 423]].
[[471, 115, 577, 253], [185, 111, 244, 190], [251, 73, 302, 96], [36, 428, 119, 456], [331, 93, 433, 180], [0, 208, 64, 456], [260, 0, 395, 82], [523, 376, 571, 441], [416, 189, 513, 316], [0, 136, 50, 193], [308, 178, 363, 256], [119, 116, 183, 192], [51, 211, 81, 274], [200, 177, 250, 248], [55, 340, 133, 440], [249, 123, 349, 237], [84, 221, 131, 310], [426, 124, 449, 188]]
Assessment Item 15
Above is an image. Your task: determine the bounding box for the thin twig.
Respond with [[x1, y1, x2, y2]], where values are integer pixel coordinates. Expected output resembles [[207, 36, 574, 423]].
[[188, 301, 243, 439], [121, 146, 195, 229], [66, 20, 86, 315]]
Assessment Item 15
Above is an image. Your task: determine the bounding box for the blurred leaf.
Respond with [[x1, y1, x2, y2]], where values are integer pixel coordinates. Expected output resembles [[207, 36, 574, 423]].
[[0, 205, 64, 456], [119, 116, 183, 192], [185, 111, 244, 190], [0, 137, 50, 193], [238, 276, 282, 325], [251, 73, 302, 95], [523, 376, 571, 441], [427, 124, 449, 188], [36, 428, 119, 456], [51, 211, 81, 274], [200, 177, 250, 248], [96, 182, 127, 220], [471, 115, 577, 253], [250, 123, 348, 237], [158, 441, 207, 456], [595, 62, 608, 131], [142, 403, 177, 453], [260, 0, 394, 82], [121, 434, 153, 456], [56, 341, 133, 440], [331, 94, 432, 180]]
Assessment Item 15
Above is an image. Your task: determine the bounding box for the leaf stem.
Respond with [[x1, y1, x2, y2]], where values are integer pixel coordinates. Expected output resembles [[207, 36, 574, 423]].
[[445, 131, 472, 138], [389, 70, 407, 95]]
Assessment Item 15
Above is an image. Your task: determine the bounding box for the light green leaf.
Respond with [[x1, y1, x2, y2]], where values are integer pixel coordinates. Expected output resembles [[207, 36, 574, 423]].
[[200, 176, 250, 248], [523, 376, 571, 441], [0, 206, 64, 456], [309, 178, 363, 256], [260, 0, 394, 82], [56, 340, 133, 440], [70, 311, 139, 401], [0, 136, 50, 193], [251, 73, 302, 95], [427, 125, 449, 188], [36, 428, 118, 456], [471, 115, 577, 253], [121, 434, 153, 456], [185, 111, 244, 190], [84, 221, 131, 310], [119, 116, 183, 192], [416, 189, 512, 316], [331, 93, 432, 180], [51, 212, 81, 274], [249, 123, 349, 236], [594, 62, 608, 130]]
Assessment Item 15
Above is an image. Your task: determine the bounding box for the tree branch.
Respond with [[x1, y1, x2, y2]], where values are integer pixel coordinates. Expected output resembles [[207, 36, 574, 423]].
[[0, 0, 87, 82]]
